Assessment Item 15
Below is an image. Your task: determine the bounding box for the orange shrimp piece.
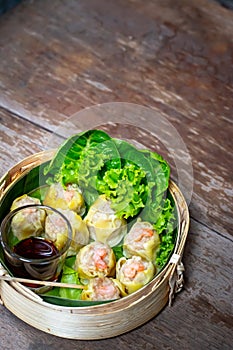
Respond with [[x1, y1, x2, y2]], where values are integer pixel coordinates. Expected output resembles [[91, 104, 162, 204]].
[[63, 189, 74, 202], [95, 283, 116, 298], [134, 228, 154, 242], [93, 248, 108, 270], [23, 207, 38, 215], [123, 261, 145, 279]]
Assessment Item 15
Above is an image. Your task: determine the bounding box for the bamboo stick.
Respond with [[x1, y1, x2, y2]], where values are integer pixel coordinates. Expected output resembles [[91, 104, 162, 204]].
[[0, 275, 85, 289]]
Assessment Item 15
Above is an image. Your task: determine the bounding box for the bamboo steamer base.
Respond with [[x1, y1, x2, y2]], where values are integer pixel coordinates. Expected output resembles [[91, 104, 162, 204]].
[[0, 276, 169, 339], [0, 151, 190, 340]]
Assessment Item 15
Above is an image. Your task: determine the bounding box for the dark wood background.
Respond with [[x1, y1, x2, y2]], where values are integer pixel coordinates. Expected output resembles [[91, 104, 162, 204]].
[[0, 1, 232, 349]]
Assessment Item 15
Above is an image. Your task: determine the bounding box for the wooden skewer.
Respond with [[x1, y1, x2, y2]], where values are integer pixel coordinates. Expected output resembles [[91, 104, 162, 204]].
[[0, 275, 86, 289]]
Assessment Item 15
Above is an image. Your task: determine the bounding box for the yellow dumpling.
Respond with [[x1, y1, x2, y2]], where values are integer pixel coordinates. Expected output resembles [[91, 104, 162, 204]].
[[123, 220, 160, 262], [43, 183, 85, 215], [81, 277, 126, 301], [84, 195, 127, 247], [58, 209, 89, 255], [10, 195, 45, 241], [10, 194, 41, 211], [116, 256, 155, 294], [74, 241, 116, 279], [44, 211, 69, 251]]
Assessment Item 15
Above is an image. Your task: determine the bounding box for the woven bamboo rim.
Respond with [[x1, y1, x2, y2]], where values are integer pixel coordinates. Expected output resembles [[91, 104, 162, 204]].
[[0, 151, 190, 339]]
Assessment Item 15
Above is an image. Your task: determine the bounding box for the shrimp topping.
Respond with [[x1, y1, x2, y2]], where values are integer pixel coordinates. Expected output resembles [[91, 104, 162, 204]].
[[134, 228, 154, 242], [94, 280, 117, 298], [63, 188, 74, 202], [93, 248, 108, 270], [123, 261, 145, 279]]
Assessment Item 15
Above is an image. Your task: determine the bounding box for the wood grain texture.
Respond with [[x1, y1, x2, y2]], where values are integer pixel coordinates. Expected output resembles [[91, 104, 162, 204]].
[[0, 107, 65, 174], [0, 0, 232, 237], [0, 0, 233, 348], [0, 108, 48, 170]]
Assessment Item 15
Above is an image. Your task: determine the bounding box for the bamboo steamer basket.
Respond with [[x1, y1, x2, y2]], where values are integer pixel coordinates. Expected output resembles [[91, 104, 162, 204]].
[[0, 150, 190, 340]]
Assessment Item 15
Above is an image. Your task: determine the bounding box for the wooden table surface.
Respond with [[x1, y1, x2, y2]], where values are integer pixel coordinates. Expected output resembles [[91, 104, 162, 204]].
[[0, 1, 232, 349]]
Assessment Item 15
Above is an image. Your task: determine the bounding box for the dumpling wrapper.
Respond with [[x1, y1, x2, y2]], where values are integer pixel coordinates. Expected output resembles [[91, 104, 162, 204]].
[[44, 211, 69, 251], [123, 220, 160, 262], [84, 195, 127, 247], [74, 241, 116, 279], [81, 277, 126, 301], [10, 194, 41, 211], [58, 209, 89, 255], [116, 256, 155, 294], [43, 183, 85, 215], [10, 195, 45, 241]]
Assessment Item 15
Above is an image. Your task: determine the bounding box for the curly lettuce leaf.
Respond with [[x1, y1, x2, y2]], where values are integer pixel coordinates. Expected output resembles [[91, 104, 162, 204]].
[[97, 163, 148, 219], [96, 138, 155, 219], [44, 130, 121, 206], [113, 138, 155, 182], [106, 138, 170, 222], [44, 129, 172, 232], [44, 130, 171, 222], [154, 197, 177, 269]]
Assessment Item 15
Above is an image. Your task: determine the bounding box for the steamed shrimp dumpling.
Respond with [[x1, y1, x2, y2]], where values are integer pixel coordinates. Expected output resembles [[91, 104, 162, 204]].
[[116, 256, 155, 294], [74, 241, 116, 279], [123, 220, 160, 262], [84, 195, 127, 247], [10, 194, 41, 211], [43, 183, 85, 215], [44, 211, 69, 251], [10, 195, 45, 240], [81, 277, 126, 301], [58, 209, 89, 255]]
